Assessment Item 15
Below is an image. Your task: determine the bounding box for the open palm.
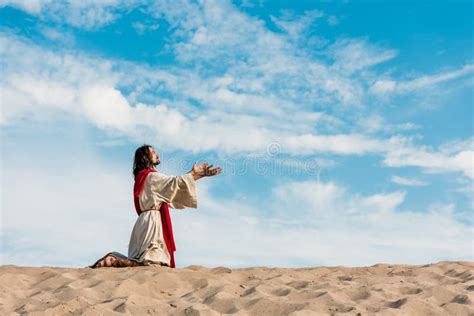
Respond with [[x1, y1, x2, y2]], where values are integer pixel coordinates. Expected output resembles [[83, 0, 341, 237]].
[[192, 162, 222, 177]]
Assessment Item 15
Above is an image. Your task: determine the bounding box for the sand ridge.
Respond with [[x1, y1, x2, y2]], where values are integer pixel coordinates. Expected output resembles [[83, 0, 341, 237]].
[[0, 261, 473, 315]]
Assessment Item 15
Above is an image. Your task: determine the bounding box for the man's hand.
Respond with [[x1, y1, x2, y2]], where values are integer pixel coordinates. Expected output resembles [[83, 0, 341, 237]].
[[190, 161, 222, 180]]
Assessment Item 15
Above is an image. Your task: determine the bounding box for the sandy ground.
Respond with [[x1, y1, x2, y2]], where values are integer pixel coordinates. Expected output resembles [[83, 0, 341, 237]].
[[0, 261, 473, 315]]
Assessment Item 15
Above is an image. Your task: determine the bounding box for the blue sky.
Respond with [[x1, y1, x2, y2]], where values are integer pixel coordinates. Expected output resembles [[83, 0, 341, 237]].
[[0, 0, 472, 268]]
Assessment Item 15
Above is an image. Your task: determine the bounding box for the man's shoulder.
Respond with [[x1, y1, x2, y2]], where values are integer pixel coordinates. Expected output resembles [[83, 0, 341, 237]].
[[148, 172, 171, 179]]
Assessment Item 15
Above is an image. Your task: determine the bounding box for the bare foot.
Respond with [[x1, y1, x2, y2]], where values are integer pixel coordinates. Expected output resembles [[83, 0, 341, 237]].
[[90, 253, 117, 268], [113, 257, 143, 267], [90, 253, 143, 268], [102, 254, 117, 267]]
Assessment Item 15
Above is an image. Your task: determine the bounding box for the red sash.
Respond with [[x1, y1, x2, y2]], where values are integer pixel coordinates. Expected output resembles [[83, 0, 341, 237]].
[[133, 169, 176, 268]]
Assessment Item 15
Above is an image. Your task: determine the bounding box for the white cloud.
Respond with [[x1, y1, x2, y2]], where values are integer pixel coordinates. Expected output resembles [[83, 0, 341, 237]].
[[81, 86, 132, 131], [0, 33, 118, 125], [438, 137, 474, 155], [0, 0, 140, 30], [370, 79, 396, 94], [174, 179, 472, 267], [0, 0, 49, 14], [0, 32, 346, 153], [383, 142, 474, 179], [356, 114, 420, 134], [1, 31, 472, 181], [371, 64, 474, 95], [398, 64, 474, 91], [391, 176, 428, 187], [270, 9, 324, 41], [131, 20, 160, 35], [145, 0, 388, 106], [0, 128, 136, 267], [328, 38, 398, 74], [282, 134, 384, 155], [37, 25, 75, 44]]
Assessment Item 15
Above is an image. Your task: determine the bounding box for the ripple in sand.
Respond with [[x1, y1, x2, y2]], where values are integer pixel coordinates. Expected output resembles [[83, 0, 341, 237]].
[[179, 304, 220, 316], [210, 267, 232, 274], [244, 297, 307, 315], [346, 288, 371, 301], [179, 291, 197, 303], [113, 302, 127, 313], [388, 297, 408, 308], [184, 265, 207, 271], [297, 290, 327, 300], [399, 287, 423, 295], [431, 286, 457, 304], [286, 280, 309, 290], [327, 304, 355, 313], [445, 269, 473, 281], [241, 286, 257, 297], [192, 278, 209, 290], [451, 294, 470, 305], [272, 288, 291, 297], [337, 275, 353, 281], [52, 284, 82, 302], [202, 291, 239, 314], [443, 302, 474, 315], [68, 278, 102, 290]]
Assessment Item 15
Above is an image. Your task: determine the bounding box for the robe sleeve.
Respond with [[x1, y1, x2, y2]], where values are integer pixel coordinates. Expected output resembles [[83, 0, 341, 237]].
[[148, 172, 197, 209]]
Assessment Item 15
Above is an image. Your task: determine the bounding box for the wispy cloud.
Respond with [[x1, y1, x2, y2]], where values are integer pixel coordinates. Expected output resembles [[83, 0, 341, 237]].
[[0, 0, 140, 30], [131, 20, 160, 35], [1, 31, 472, 180], [391, 176, 428, 187], [37, 24, 75, 44], [383, 139, 474, 179], [371, 64, 474, 95], [328, 38, 398, 74], [270, 9, 324, 42], [355, 114, 420, 135], [0, 0, 47, 14]]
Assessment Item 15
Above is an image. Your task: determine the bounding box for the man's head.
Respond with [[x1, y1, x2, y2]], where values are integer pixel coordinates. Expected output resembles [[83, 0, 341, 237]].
[[133, 144, 160, 177], [148, 146, 160, 166]]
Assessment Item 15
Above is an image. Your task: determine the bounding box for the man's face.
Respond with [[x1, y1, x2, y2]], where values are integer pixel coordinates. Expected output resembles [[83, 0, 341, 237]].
[[148, 147, 160, 166]]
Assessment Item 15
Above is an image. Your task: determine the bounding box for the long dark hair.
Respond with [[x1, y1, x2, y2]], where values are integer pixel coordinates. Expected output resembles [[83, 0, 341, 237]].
[[133, 144, 154, 178]]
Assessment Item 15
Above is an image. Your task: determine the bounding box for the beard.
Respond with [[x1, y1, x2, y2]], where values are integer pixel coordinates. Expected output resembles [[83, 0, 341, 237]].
[[152, 160, 160, 166]]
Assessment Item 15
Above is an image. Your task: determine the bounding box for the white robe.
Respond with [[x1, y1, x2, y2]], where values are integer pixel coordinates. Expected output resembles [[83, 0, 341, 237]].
[[127, 172, 197, 266]]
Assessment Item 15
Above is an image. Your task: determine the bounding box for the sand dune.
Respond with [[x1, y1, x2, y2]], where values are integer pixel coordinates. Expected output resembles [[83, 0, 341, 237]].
[[1, 261, 473, 315]]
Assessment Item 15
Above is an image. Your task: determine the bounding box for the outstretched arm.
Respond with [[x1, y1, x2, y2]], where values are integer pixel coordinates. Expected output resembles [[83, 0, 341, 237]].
[[148, 172, 197, 209], [147, 162, 221, 209]]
